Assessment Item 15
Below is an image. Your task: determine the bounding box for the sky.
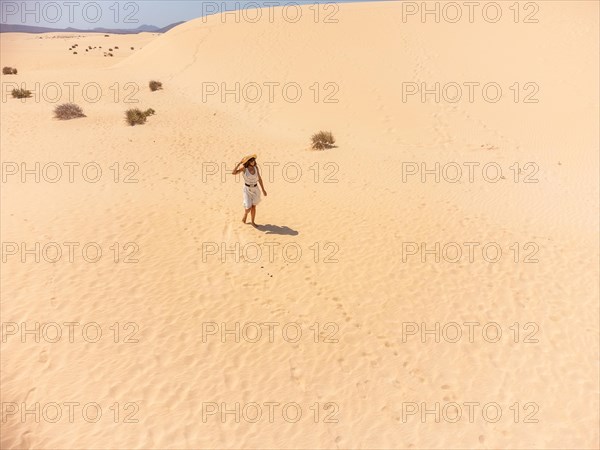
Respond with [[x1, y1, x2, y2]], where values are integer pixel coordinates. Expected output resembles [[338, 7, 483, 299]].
[[0, 0, 379, 29]]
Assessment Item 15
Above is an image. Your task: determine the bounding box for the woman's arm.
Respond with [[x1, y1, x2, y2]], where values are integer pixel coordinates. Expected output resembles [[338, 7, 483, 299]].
[[232, 161, 244, 175], [257, 167, 267, 196]]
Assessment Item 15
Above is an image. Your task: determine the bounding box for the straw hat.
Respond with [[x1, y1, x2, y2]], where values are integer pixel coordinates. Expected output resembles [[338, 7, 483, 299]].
[[241, 154, 257, 165]]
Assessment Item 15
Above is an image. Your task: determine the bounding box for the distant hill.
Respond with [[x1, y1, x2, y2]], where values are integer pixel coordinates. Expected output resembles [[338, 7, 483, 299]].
[[0, 22, 185, 34], [158, 21, 186, 33]]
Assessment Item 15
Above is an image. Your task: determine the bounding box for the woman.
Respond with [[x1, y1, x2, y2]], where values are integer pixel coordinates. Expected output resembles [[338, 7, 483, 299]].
[[233, 154, 267, 226]]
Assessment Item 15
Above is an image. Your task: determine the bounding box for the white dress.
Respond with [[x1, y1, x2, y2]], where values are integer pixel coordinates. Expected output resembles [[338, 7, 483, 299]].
[[242, 167, 261, 209]]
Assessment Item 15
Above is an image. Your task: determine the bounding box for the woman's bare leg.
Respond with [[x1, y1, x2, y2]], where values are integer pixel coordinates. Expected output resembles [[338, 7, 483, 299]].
[[242, 208, 251, 223], [251, 205, 257, 225]]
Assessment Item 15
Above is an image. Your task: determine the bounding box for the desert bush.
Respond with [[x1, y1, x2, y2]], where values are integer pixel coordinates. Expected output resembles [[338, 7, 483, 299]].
[[3, 66, 15, 75], [54, 103, 86, 120], [12, 68, 17, 75], [126, 109, 145, 125], [104, 34, 109, 37], [126, 108, 155, 126], [73, 52, 78, 54], [311, 131, 336, 150], [115, 46, 119, 49], [12, 88, 31, 99], [108, 53, 113, 57], [109, 48, 113, 51], [149, 80, 163, 92], [131, 47, 134, 50]]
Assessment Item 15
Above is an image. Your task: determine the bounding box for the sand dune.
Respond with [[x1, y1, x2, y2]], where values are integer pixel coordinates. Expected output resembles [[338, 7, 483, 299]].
[[1, 1, 598, 448]]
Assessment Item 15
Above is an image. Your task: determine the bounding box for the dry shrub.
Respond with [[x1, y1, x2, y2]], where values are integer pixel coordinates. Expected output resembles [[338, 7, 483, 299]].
[[126, 108, 155, 126], [311, 131, 336, 150], [12, 88, 31, 99], [54, 103, 86, 120], [149, 80, 163, 92]]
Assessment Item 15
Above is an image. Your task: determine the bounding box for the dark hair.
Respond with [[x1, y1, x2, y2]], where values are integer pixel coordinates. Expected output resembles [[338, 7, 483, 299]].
[[244, 158, 256, 168]]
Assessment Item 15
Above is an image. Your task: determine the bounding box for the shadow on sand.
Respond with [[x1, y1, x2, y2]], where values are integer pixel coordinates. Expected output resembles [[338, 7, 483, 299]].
[[256, 224, 299, 236]]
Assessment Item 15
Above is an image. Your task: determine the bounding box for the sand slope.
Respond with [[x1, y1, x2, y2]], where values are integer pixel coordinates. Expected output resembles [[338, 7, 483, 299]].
[[1, 1, 598, 448]]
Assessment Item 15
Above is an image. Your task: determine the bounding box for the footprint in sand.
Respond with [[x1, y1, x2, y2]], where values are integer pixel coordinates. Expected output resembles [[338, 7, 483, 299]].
[[356, 380, 370, 400], [337, 357, 351, 373], [38, 349, 48, 363], [289, 359, 306, 392], [223, 222, 233, 242]]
